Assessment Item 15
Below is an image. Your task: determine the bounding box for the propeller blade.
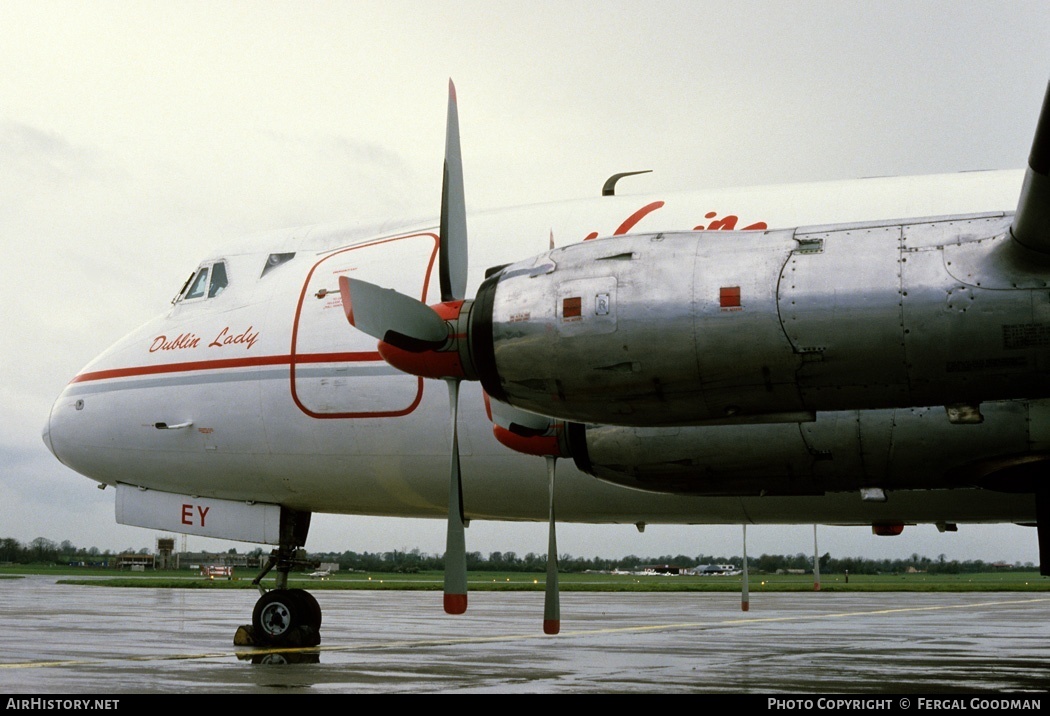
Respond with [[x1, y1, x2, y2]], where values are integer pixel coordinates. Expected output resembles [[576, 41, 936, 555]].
[[443, 378, 468, 614], [813, 524, 821, 592], [543, 455, 560, 635], [339, 276, 447, 350], [741, 524, 750, 612], [440, 79, 468, 302]]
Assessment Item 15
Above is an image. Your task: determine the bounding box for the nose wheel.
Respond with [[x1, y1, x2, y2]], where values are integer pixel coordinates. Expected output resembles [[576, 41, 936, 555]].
[[234, 507, 321, 647], [251, 588, 322, 645]]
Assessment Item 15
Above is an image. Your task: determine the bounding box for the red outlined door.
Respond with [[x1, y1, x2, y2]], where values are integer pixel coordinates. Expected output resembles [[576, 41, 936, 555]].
[[290, 232, 439, 418]]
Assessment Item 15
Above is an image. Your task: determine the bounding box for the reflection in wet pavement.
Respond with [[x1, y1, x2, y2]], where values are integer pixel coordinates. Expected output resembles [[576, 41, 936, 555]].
[[1, 575, 1048, 693]]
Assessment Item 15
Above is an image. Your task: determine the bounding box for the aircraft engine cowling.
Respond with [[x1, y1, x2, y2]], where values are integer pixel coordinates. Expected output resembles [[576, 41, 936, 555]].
[[469, 230, 805, 426], [565, 400, 1050, 497], [468, 217, 1050, 427]]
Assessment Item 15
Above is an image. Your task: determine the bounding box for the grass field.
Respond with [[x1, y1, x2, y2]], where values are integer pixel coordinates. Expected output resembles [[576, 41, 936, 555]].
[[2, 565, 1048, 592]]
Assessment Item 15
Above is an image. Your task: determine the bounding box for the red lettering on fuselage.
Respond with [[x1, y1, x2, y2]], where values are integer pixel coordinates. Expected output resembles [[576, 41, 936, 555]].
[[584, 202, 767, 241], [181, 503, 210, 527], [209, 326, 259, 350], [695, 211, 768, 231], [148, 327, 259, 354], [150, 333, 201, 352]]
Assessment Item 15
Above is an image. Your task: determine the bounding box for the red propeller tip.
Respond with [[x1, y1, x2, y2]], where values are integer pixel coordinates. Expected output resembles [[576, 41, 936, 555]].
[[444, 593, 467, 615], [543, 620, 560, 635]]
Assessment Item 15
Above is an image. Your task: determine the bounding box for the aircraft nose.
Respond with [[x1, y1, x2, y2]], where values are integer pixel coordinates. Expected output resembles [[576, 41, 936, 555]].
[[42, 407, 56, 458], [43, 394, 78, 466]]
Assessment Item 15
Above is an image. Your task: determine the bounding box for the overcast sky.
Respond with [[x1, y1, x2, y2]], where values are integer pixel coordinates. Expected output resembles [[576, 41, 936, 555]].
[[2, 1, 1049, 565]]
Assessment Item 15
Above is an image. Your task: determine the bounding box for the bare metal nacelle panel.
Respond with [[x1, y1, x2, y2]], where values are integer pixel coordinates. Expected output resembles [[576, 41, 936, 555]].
[[474, 213, 1050, 426], [569, 399, 1050, 497]]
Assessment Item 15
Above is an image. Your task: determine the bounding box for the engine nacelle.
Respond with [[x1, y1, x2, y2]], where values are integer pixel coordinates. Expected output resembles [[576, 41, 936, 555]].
[[470, 214, 1050, 426], [565, 400, 1050, 497]]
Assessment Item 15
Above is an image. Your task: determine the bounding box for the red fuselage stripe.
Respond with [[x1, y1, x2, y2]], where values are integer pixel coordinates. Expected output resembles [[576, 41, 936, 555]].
[[70, 352, 383, 384]]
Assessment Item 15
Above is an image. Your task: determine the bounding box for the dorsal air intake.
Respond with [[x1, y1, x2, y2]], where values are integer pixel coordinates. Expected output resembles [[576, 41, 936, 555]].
[[1011, 80, 1050, 253]]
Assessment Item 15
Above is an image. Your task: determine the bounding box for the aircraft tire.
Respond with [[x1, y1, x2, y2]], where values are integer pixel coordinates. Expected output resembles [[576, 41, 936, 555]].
[[289, 588, 322, 631], [252, 589, 309, 645]]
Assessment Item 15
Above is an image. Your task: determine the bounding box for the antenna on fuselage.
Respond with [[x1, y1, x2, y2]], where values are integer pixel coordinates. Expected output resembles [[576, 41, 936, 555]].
[[602, 170, 652, 196]]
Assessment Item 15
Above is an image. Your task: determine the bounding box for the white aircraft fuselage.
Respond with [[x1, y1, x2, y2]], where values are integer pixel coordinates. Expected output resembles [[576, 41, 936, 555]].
[[43, 77, 1050, 642], [43, 169, 1042, 542]]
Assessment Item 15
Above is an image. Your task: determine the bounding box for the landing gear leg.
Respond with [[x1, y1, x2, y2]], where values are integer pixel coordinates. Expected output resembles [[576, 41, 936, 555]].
[[1037, 490, 1049, 577], [234, 508, 322, 647]]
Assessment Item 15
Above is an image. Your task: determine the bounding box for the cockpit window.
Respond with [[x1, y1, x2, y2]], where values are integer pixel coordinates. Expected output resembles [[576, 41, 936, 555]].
[[261, 252, 295, 277], [208, 261, 228, 297], [178, 260, 229, 303], [184, 267, 210, 300]]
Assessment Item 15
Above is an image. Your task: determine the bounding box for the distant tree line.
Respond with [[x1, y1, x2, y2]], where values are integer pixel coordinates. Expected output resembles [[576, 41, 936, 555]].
[[0, 537, 149, 565], [1, 537, 1036, 574], [311, 548, 1035, 575]]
